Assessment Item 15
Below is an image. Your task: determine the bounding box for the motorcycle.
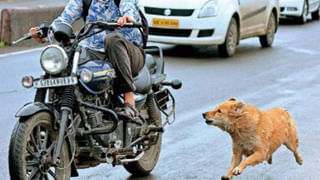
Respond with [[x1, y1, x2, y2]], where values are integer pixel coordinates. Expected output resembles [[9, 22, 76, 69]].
[[9, 21, 182, 180]]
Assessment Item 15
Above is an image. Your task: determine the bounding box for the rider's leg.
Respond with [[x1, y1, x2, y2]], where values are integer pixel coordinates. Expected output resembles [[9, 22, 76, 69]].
[[104, 34, 145, 116]]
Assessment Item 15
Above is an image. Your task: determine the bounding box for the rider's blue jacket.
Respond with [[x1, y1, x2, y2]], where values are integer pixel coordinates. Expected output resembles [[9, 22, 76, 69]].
[[52, 0, 143, 52]]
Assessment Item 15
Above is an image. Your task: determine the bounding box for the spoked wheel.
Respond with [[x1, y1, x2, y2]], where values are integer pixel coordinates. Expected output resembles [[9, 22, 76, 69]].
[[297, 1, 308, 24], [260, 12, 276, 48], [124, 96, 162, 176], [9, 112, 71, 180], [218, 17, 238, 57]]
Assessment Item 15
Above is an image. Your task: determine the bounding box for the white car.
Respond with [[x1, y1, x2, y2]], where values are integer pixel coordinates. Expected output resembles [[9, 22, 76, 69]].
[[280, 0, 320, 23], [140, 0, 280, 57]]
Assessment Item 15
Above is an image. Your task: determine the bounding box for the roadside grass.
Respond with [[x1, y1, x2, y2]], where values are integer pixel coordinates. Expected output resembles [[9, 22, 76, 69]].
[[0, 41, 5, 48]]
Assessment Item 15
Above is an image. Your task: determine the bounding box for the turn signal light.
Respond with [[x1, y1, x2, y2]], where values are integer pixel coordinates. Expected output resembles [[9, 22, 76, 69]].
[[21, 76, 33, 88]]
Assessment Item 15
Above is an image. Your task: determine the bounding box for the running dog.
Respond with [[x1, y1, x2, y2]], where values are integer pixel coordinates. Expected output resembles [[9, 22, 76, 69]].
[[202, 98, 302, 180]]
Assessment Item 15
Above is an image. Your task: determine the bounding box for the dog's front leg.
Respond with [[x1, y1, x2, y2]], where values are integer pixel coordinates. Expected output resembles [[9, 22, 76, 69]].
[[232, 151, 266, 176], [222, 148, 242, 180]]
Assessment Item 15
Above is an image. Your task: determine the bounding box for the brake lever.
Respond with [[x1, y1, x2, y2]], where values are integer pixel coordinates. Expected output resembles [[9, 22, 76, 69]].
[[12, 22, 49, 45], [12, 32, 33, 45]]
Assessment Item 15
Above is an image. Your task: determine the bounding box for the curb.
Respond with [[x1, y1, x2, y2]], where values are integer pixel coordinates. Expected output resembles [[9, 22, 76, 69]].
[[0, 6, 65, 46], [0, 5, 83, 47]]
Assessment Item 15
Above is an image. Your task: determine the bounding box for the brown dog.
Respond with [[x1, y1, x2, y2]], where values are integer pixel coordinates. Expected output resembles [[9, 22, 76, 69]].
[[202, 98, 303, 180]]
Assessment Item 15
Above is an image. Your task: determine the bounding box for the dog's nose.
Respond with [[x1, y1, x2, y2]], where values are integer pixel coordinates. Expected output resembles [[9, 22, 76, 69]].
[[202, 113, 206, 118]]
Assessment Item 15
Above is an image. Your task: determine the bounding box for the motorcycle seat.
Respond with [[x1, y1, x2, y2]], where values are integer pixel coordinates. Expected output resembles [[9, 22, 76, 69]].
[[133, 54, 154, 94]]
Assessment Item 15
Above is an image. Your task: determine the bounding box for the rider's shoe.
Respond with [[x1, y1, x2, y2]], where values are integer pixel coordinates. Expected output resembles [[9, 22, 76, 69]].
[[116, 103, 138, 120]]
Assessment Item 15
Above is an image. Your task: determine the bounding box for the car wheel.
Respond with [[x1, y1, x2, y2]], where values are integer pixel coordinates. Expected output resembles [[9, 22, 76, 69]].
[[297, 1, 308, 24], [259, 12, 276, 48], [218, 18, 238, 57], [311, 8, 319, 20]]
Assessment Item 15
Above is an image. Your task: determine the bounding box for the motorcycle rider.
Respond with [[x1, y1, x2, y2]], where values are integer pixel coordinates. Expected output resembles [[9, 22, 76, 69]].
[[29, 0, 144, 119]]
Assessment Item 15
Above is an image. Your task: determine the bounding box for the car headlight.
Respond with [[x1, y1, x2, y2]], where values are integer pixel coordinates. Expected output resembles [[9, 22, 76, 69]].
[[198, 0, 219, 18], [40, 45, 68, 75]]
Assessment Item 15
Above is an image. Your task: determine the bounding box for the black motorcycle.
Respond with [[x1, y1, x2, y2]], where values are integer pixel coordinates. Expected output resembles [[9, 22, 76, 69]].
[[9, 21, 181, 180]]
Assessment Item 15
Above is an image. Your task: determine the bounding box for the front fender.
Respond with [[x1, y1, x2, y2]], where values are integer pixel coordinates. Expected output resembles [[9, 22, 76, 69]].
[[15, 102, 59, 122]]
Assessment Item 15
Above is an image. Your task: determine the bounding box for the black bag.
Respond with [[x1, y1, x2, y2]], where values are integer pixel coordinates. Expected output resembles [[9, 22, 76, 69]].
[[82, 0, 148, 48]]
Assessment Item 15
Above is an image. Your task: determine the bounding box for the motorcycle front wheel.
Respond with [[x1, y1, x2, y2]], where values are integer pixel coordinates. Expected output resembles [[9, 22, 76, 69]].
[[124, 95, 162, 176], [9, 112, 71, 180]]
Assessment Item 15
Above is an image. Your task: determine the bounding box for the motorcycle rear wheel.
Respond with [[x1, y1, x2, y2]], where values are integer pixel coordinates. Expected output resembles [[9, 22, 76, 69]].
[[9, 112, 71, 180], [123, 95, 162, 176]]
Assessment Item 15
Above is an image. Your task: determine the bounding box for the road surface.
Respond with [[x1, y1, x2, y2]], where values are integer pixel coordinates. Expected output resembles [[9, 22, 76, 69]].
[[0, 20, 320, 180]]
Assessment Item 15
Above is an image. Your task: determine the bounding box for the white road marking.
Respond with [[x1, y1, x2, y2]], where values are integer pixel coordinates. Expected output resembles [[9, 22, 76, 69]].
[[0, 47, 43, 58], [285, 46, 317, 55]]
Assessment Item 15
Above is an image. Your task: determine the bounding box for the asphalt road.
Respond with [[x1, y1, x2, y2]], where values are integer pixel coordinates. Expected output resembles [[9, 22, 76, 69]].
[[1, 19, 320, 180]]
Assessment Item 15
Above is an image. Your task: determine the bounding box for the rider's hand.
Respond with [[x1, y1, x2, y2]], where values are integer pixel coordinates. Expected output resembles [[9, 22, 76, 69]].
[[117, 16, 134, 29], [29, 27, 47, 43]]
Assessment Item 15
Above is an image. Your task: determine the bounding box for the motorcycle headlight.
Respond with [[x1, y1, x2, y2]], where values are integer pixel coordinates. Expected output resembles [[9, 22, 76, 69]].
[[40, 45, 68, 75], [198, 0, 219, 18]]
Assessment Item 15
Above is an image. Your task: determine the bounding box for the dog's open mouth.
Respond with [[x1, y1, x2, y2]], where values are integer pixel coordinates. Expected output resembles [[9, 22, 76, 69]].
[[205, 119, 213, 124]]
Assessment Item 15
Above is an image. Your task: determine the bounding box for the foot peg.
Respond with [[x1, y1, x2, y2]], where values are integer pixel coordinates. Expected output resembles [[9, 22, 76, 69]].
[[120, 151, 145, 163]]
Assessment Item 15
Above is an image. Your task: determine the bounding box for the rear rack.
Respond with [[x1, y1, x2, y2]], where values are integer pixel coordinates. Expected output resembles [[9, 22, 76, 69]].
[[154, 88, 176, 126]]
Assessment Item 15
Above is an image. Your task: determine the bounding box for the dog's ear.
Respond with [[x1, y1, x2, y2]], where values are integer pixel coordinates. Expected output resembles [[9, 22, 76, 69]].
[[230, 101, 245, 117], [228, 98, 237, 101]]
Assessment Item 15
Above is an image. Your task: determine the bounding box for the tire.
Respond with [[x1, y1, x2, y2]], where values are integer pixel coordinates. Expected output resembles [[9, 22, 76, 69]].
[[123, 95, 162, 176], [260, 12, 276, 48], [297, 1, 308, 24], [311, 9, 319, 20], [218, 18, 238, 57], [9, 112, 71, 180]]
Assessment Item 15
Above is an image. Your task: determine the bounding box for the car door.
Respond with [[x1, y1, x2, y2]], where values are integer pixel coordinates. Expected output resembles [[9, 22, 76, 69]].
[[239, 0, 260, 37], [254, 0, 268, 29]]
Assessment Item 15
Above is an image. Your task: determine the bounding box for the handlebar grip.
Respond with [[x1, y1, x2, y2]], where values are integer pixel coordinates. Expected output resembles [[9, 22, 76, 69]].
[[123, 22, 143, 27]]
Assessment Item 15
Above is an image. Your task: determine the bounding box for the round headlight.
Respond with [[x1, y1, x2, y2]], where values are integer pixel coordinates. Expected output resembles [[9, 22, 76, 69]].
[[40, 45, 68, 75]]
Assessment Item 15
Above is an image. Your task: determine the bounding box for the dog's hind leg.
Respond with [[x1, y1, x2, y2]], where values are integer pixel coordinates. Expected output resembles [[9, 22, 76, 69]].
[[267, 156, 272, 164], [284, 121, 303, 165]]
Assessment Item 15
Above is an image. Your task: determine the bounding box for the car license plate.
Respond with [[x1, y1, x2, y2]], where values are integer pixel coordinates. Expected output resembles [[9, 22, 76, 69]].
[[34, 76, 78, 88], [152, 18, 179, 28]]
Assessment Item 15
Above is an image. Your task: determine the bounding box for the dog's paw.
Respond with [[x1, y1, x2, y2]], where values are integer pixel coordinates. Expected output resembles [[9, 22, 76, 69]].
[[232, 167, 243, 176], [221, 175, 231, 180], [297, 157, 303, 165]]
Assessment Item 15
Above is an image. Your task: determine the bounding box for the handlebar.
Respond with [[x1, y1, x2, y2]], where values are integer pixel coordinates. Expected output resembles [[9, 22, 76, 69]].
[[12, 22, 49, 45], [12, 21, 142, 45], [77, 21, 142, 43], [94, 21, 143, 29], [12, 32, 33, 45]]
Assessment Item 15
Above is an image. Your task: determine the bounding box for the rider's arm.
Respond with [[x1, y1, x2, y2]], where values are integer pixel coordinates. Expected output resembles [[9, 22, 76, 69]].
[[119, 0, 140, 22], [52, 0, 83, 27], [30, 0, 83, 43]]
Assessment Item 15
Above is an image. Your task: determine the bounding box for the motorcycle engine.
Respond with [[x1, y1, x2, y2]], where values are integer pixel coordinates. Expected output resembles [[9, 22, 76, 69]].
[[87, 107, 139, 148]]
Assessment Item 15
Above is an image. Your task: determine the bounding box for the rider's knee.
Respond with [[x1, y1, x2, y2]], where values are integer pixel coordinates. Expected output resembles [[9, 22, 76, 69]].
[[104, 34, 122, 49]]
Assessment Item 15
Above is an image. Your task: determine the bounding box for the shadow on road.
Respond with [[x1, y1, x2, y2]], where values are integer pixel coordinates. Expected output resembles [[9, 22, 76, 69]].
[[161, 43, 267, 61], [126, 174, 157, 180], [279, 18, 314, 26], [163, 45, 220, 58]]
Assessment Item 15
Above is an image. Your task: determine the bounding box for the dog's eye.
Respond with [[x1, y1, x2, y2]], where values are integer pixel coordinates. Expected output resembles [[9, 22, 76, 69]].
[[217, 109, 222, 113]]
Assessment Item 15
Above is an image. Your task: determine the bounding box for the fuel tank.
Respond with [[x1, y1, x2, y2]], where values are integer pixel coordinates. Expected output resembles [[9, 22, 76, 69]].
[[77, 60, 115, 95]]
